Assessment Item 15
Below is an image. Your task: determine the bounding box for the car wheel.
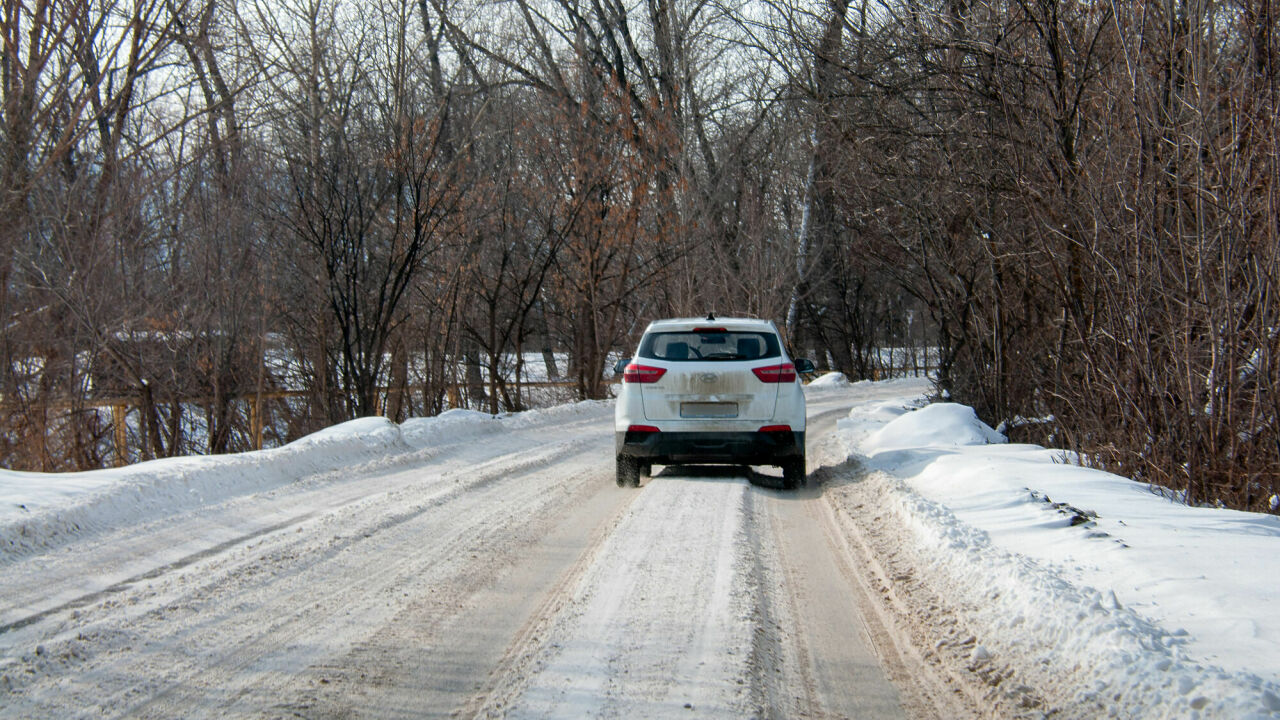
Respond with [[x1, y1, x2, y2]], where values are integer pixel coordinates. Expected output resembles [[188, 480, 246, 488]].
[[782, 457, 805, 490], [617, 455, 641, 487]]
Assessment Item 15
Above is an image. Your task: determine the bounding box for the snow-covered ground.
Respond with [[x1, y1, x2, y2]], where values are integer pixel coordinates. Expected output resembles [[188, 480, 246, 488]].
[[814, 374, 1280, 718], [0, 403, 609, 561], [2, 377, 1278, 717], [0, 417, 414, 558]]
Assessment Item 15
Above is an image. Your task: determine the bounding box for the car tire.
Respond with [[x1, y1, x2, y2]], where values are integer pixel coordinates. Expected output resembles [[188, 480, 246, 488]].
[[617, 455, 641, 488], [781, 457, 805, 490]]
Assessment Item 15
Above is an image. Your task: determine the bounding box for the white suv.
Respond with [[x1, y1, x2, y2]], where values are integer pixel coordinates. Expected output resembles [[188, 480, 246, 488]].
[[613, 316, 814, 488]]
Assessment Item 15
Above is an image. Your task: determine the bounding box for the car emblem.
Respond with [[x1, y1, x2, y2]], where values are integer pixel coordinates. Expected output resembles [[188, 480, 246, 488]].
[[700, 373, 718, 383]]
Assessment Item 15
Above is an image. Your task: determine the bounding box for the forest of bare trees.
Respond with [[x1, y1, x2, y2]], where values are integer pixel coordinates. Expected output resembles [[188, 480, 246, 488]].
[[2, 0, 1276, 513]]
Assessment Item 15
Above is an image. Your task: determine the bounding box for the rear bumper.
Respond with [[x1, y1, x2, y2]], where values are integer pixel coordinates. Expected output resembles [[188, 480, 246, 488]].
[[616, 429, 804, 465]]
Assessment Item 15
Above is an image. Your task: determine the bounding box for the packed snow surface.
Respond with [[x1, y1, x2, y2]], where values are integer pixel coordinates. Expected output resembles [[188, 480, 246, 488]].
[[504, 476, 759, 717]]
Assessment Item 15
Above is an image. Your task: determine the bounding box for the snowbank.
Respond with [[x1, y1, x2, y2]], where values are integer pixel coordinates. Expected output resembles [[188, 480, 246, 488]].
[[399, 400, 612, 448], [400, 408, 499, 447], [863, 402, 1006, 452], [0, 418, 414, 559], [1, 400, 615, 561], [836, 389, 1280, 718], [806, 371, 850, 387]]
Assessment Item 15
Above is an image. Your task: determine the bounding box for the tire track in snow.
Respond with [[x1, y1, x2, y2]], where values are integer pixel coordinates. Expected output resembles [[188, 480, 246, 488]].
[[0, 410, 611, 637], [0, 435, 589, 639], [0, 435, 610, 718], [482, 470, 764, 718], [119, 438, 600, 719]]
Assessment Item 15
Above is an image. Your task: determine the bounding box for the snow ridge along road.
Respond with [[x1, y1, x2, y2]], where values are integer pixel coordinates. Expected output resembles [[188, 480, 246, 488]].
[[1, 389, 968, 718]]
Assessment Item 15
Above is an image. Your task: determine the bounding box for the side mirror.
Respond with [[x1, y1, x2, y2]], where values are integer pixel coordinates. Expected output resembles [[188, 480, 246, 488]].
[[793, 358, 816, 374], [613, 357, 631, 374]]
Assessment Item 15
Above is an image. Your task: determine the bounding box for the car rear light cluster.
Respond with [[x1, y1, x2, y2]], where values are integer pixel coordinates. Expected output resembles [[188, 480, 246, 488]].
[[622, 363, 666, 383], [759, 425, 792, 433], [752, 363, 797, 383], [627, 424, 660, 433]]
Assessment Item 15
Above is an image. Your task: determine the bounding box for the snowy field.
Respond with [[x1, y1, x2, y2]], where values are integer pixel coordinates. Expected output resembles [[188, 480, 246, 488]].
[[2, 377, 1278, 717]]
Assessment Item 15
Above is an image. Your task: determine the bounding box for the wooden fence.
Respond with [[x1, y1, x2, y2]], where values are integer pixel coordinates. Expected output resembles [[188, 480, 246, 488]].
[[5, 364, 933, 467]]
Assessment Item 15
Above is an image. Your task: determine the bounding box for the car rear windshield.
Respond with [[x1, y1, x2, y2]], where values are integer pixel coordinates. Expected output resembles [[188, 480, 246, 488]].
[[637, 330, 782, 362]]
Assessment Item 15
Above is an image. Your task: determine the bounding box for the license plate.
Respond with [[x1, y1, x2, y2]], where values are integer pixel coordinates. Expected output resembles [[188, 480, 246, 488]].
[[680, 402, 738, 418]]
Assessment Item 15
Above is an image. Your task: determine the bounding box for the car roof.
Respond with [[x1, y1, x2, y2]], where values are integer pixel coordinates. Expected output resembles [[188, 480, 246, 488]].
[[643, 317, 778, 333]]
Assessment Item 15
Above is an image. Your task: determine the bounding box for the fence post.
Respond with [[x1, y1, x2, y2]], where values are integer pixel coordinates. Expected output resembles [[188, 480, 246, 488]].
[[250, 395, 264, 450], [111, 403, 129, 466]]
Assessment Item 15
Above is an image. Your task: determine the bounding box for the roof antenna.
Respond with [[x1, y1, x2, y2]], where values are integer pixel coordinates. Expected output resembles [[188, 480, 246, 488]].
[[706, 311, 716, 321]]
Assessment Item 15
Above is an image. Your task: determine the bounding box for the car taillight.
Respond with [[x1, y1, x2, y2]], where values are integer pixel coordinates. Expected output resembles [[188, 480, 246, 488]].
[[623, 364, 666, 383], [752, 363, 796, 383], [759, 424, 792, 433], [628, 424, 660, 432]]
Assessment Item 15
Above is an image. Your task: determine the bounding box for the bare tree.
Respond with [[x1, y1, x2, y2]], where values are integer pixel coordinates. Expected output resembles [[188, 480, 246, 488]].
[[244, 0, 467, 422]]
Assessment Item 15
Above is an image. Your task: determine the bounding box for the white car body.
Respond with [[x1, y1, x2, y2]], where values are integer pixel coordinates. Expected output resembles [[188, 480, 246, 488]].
[[613, 317, 810, 488]]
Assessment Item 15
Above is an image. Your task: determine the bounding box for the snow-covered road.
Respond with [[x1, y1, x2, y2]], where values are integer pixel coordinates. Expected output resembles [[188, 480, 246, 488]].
[[0, 388, 964, 718], [4, 380, 1279, 718]]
